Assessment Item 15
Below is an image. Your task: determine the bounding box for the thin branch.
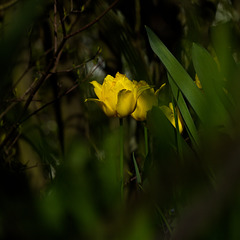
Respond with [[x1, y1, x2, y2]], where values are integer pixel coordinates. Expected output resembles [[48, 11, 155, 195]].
[[20, 83, 79, 124], [50, 48, 101, 74], [20, 60, 101, 124], [20, 0, 119, 119], [1, 0, 120, 152], [0, 80, 37, 119], [12, 66, 31, 89], [5, 132, 21, 155], [0, 0, 18, 11], [65, 0, 120, 40], [54, 0, 58, 53], [56, 0, 66, 37]]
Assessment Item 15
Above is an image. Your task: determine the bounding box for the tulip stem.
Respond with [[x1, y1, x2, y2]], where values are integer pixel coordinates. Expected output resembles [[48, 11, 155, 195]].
[[119, 118, 124, 200]]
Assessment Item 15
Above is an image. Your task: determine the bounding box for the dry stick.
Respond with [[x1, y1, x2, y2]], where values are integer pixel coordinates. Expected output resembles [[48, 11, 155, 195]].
[[0, 80, 37, 120], [12, 65, 31, 89], [20, 83, 79, 124], [0, 0, 18, 11], [21, 59, 102, 124], [53, 0, 65, 154], [0, 0, 120, 151], [64, 0, 120, 40], [2, 50, 100, 122], [20, 0, 120, 119], [56, 0, 66, 37], [54, 0, 58, 53]]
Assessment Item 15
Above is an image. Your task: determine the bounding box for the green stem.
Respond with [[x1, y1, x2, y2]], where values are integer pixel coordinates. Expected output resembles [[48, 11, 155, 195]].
[[156, 205, 173, 235], [119, 118, 124, 200]]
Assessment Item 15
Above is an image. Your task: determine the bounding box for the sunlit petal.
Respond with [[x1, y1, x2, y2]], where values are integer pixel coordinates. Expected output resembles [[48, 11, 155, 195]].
[[116, 89, 136, 117]]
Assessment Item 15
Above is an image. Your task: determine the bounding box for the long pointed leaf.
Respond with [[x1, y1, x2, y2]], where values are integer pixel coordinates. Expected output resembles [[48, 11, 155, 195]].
[[192, 43, 231, 127], [145, 26, 207, 123], [168, 74, 200, 149], [133, 152, 142, 184]]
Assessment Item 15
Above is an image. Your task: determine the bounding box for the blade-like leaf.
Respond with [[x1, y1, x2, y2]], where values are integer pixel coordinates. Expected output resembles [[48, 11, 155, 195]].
[[168, 74, 200, 149], [145, 26, 207, 123], [147, 107, 196, 161], [192, 43, 231, 127], [133, 152, 142, 184]]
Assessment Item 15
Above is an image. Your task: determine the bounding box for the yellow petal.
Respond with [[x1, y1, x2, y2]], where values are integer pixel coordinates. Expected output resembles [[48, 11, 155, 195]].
[[85, 98, 116, 117], [90, 81, 103, 99], [155, 83, 166, 95], [160, 103, 184, 133], [160, 105, 173, 124], [103, 74, 115, 86], [101, 101, 116, 117], [115, 72, 134, 91], [131, 89, 157, 121], [116, 89, 136, 117], [103, 89, 118, 114]]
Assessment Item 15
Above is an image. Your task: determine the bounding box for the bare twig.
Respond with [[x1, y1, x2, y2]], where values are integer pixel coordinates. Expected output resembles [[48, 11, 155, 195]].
[[65, 0, 120, 40], [0, 0, 18, 11], [12, 66, 32, 89], [56, 0, 66, 37], [20, 0, 119, 118], [51, 47, 101, 74], [0, 80, 37, 119], [20, 83, 79, 124], [1, 0, 120, 152], [54, 0, 58, 53], [20, 59, 101, 124]]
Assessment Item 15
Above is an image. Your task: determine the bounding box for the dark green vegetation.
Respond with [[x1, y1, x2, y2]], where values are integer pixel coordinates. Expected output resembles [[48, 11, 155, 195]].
[[1, 0, 240, 239]]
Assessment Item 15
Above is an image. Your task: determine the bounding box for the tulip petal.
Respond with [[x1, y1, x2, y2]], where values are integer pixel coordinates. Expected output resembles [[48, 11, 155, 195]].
[[131, 89, 158, 121], [160, 104, 184, 133], [115, 72, 133, 90], [155, 83, 166, 95], [136, 85, 152, 98], [90, 81, 103, 99], [85, 98, 116, 117], [101, 101, 116, 117], [116, 89, 136, 117]]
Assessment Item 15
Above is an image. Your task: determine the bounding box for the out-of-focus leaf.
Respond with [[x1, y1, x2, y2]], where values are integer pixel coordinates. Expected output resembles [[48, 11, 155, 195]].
[[0, 0, 47, 106], [192, 43, 232, 128], [211, 22, 237, 81], [145, 26, 207, 123], [147, 107, 196, 161], [123, 210, 153, 240]]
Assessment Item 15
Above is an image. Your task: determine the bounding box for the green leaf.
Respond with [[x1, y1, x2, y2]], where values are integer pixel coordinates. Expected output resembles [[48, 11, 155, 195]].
[[168, 74, 200, 150], [145, 26, 207, 123], [192, 43, 231, 127], [133, 152, 142, 184], [147, 107, 196, 161], [0, 0, 47, 101]]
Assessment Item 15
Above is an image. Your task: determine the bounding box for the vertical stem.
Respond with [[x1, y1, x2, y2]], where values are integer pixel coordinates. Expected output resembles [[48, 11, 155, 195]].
[[135, 0, 141, 33], [119, 118, 124, 199], [144, 124, 149, 157], [155, 204, 173, 235], [54, 0, 58, 53]]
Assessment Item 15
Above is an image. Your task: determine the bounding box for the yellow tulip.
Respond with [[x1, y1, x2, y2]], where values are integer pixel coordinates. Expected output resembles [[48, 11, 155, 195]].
[[87, 72, 139, 118], [131, 80, 158, 121], [160, 103, 184, 133]]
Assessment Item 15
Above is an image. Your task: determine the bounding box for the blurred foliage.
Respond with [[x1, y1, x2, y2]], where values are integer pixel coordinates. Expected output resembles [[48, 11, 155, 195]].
[[1, 0, 240, 239]]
